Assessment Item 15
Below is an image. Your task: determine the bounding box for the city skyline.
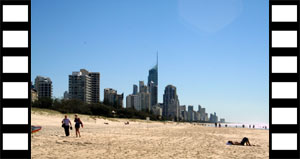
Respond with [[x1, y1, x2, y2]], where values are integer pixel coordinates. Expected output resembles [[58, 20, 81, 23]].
[[32, 0, 268, 124]]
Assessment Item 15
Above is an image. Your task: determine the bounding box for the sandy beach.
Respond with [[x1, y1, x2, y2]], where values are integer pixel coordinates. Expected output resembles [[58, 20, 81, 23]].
[[31, 108, 269, 159]]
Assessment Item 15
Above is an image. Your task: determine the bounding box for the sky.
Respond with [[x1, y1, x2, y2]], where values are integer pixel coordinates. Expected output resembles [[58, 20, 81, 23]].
[[32, 0, 269, 124]]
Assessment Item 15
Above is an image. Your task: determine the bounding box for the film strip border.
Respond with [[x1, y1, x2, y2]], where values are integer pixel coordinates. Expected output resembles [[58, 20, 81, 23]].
[[0, 0, 31, 158], [270, 0, 300, 158]]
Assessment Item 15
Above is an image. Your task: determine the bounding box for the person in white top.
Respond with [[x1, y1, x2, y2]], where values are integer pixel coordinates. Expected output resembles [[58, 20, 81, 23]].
[[62, 115, 72, 136]]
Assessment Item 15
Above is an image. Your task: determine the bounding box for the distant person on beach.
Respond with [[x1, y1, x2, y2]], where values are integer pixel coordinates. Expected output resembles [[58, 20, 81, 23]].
[[253, 125, 255, 129], [219, 123, 221, 128], [225, 124, 227, 127], [74, 115, 83, 137], [242, 125, 245, 128], [62, 115, 72, 136], [215, 123, 217, 127], [249, 125, 251, 128], [227, 137, 251, 146]]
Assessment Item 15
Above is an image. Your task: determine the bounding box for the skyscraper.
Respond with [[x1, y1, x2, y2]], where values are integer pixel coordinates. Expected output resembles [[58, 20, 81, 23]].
[[188, 105, 194, 122], [148, 53, 158, 108], [138, 91, 151, 111], [198, 105, 206, 121], [136, 81, 151, 111], [133, 84, 138, 95], [34, 76, 52, 99], [126, 94, 138, 109], [68, 69, 100, 103], [163, 85, 180, 120], [88, 72, 100, 103], [104, 88, 123, 108], [209, 112, 218, 123], [139, 81, 146, 93], [180, 105, 188, 121], [69, 70, 92, 103], [149, 81, 158, 107]]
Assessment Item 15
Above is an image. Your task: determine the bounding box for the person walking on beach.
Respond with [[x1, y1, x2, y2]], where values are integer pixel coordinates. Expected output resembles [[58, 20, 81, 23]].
[[74, 114, 83, 137], [62, 115, 72, 136]]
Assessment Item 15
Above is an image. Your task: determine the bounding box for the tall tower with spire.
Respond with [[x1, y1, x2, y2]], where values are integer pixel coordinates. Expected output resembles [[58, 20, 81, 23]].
[[148, 52, 158, 107]]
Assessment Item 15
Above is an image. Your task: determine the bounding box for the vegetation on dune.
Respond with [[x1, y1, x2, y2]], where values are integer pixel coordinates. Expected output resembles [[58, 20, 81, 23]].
[[32, 98, 163, 121]]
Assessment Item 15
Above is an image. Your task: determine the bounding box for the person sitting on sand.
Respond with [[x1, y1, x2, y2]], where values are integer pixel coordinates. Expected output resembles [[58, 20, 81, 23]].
[[227, 137, 251, 146], [74, 115, 83, 137], [62, 115, 72, 136]]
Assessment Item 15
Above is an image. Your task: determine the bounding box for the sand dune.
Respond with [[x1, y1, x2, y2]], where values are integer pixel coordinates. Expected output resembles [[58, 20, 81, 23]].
[[31, 109, 269, 159]]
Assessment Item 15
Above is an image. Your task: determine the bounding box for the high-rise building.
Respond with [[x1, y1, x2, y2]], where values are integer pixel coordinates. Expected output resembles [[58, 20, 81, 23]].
[[116, 93, 124, 108], [148, 53, 158, 108], [209, 112, 218, 123], [88, 72, 100, 103], [163, 85, 180, 120], [104, 88, 123, 108], [139, 81, 148, 93], [68, 69, 100, 103], [195, 111, 201, 121], [126, 94, 138, 109], [63, 91, 69, 100], [136, 81, 151, 111], [205, 113, 209, 121], [34, 76, 52, 98], [69, 69, 92, 103], [139, 81, 145, 92], [133, 84, 138, 95], [138, 91, 151, 111], [126, 84, 140, 110], [180, 105, 188, 121], [149, 81, 158, 108], [188, 105, 194, 122], [104, 88, 116, 105], [198, 105, 207, 121]]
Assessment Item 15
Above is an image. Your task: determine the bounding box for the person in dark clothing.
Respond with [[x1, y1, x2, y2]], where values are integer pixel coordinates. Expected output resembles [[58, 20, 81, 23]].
[[74, 114, 83, 137], [62, 115, 72, 136], [227, 137, 251, 146]]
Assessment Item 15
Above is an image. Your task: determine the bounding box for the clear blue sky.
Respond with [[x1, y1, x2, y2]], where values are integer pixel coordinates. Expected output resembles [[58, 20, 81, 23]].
[[32, 0, 269, 124]]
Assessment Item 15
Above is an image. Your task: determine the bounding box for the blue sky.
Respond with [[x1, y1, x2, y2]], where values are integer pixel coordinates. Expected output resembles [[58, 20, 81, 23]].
[[32, 0, 269, 124]]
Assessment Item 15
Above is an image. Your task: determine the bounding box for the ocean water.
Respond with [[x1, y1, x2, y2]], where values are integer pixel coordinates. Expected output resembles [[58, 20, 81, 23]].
[[206, 123, 269, 130]]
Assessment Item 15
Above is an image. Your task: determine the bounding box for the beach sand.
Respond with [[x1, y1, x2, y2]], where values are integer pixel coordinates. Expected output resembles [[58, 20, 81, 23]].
[[31, 109, 269, 159]]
